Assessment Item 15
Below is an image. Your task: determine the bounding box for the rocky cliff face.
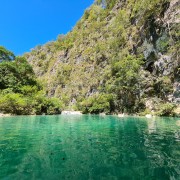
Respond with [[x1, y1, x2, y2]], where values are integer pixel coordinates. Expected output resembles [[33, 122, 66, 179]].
[[25, 0, 180, 115], [139, 0, 180, 102]]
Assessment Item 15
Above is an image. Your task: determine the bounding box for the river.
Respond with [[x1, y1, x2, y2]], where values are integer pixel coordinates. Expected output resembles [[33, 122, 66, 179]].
[[0, 115, 179, 179]]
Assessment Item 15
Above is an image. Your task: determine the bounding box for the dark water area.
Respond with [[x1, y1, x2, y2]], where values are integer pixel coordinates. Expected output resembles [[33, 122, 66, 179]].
[[0, 115, 179, 180]]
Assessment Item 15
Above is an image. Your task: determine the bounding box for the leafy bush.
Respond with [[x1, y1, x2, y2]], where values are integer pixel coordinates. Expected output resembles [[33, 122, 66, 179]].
[[0, 93, 31, 115], [0, 91, 62, 115], [138, 108, 152, 117], [80, 93, 114, 114], [154, 76, 173, 100], [156, 103, 176, 116], [32, 93, 62, 115]]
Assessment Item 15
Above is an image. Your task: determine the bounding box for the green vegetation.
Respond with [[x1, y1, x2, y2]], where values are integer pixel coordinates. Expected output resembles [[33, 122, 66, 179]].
[[156, 103, 176, 116], [0, 46, 15, 62], [80, 93, 114, 114], [0, 57, 37, 91], [109, 55, 143, 113], [0, 47, 62, 115]]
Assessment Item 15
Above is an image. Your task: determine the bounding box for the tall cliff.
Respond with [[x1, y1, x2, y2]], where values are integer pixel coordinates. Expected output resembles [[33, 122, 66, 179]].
[[25, 0, 180, 115]]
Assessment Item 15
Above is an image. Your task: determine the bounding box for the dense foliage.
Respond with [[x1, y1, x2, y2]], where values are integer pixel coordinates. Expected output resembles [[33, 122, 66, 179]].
[[80, 93, 114, 114], [0, 47, 62, 115]]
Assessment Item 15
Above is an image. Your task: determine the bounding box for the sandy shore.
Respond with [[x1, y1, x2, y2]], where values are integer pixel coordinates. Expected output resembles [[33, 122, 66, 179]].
[[0, 113, 11, 117], [61, 111, 82, 115]]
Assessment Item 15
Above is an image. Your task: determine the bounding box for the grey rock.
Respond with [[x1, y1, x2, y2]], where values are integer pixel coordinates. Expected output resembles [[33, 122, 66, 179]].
[[154, 55, 173, 75]]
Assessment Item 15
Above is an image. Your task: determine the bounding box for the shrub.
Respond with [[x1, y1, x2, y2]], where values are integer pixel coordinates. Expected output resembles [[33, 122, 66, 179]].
[[80, 93, 114, 114], [0, 93, 31, 115], [156, 103, 176, 116], [0, 92, 62, 115], [31, 92, 62, 115]]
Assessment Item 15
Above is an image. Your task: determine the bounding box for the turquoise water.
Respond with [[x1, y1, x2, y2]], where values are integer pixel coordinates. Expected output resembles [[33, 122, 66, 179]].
[[0, 115, 179, 180]]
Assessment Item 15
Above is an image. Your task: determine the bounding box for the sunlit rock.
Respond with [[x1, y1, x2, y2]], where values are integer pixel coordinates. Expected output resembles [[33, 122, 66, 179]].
[[61, 111, 82, 115]]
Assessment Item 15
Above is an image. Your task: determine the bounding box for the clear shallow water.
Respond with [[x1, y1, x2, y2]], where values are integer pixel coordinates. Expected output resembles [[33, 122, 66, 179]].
[[0, 115, 179, 180]]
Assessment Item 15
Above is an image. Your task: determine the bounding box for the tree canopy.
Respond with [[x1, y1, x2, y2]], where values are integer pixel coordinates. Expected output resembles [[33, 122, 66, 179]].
[[0, 46, 15, 62], [0, 47, 62, 115]]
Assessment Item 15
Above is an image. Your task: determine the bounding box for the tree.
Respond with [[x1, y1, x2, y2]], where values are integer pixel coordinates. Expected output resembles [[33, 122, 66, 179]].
[[0, 57, 37, 92], [110, 55, 142, 113], [0, 46, 15, 62]]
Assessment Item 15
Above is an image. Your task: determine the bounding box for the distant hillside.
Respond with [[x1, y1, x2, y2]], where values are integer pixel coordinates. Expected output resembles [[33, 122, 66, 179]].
[[25, 0, 180, 116]]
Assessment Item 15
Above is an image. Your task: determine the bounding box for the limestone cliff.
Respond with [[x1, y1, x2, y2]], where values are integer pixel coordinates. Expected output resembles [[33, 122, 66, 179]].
[[25, 0, 180, 115]]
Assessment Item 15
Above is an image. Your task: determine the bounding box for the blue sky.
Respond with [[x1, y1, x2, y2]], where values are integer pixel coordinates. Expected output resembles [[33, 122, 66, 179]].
[[0, 0, 94, 55]]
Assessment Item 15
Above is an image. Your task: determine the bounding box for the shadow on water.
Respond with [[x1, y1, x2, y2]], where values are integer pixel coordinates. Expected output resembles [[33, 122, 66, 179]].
[[0, 115, 179, 179]]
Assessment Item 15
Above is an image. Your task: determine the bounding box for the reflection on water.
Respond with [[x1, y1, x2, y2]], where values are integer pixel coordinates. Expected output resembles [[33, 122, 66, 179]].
[[0, 115, 179, 179], [147, 118, 157, 134]]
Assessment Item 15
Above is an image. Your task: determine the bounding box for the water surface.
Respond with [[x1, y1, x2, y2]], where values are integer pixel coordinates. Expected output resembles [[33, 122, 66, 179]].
[[0, 115, 179, 180]]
